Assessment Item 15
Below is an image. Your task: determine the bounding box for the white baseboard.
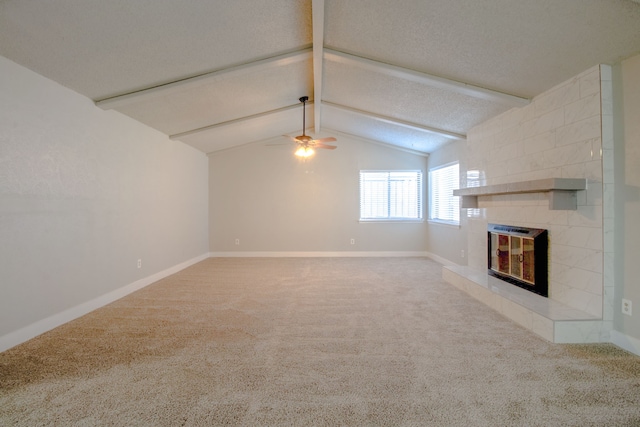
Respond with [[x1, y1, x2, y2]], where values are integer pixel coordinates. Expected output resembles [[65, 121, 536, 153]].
[[0, 252, 209, 353], [610, 330, 640, 357], [209, 251, 430, 258]]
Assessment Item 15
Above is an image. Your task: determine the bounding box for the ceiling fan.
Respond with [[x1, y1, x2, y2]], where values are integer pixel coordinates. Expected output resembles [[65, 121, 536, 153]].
[[286, 96, 337, 157]]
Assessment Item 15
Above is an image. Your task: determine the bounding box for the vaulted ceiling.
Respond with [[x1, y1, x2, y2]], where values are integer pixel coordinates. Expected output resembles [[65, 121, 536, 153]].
[[1, 0, 639, 155]]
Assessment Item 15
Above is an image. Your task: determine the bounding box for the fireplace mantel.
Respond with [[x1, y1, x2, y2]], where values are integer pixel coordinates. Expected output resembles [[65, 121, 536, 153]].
[[453, 178, 587, 210]]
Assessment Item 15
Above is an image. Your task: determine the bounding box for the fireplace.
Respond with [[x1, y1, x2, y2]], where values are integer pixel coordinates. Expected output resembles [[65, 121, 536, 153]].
[[487, 224, 549, 297]]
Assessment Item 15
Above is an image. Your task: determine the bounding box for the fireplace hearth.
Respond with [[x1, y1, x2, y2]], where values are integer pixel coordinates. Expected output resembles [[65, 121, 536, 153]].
[[487, 224, 548, 297]]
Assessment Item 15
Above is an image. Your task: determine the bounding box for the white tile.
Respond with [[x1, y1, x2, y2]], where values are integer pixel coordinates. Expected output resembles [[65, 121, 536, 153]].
[[493, 140, 524, 162], [468, 218, 489, 233], [600, 83, 614, 116], [543, 141, 593, 168], [555, 266, 603, 295], [555, 115, 601, 147], [555, 286, 603, 317], [583, 158, 603, 181], [580, 67, 603, 97], [568, 205, 603, 228], [521, 205, 568, 226], [461, 64, 607, 342], [564, 92, 601, 124], [585, 181, 603, 207], [601, 115, 614, 150], [501, 299, 533, 330], [602, 249, 615, 277], [602, 148, 615, 182], [554, 320, 605, 343], [602, 286, 615, 321], [534, 78, 581, 117], [528, 108, 566, 138], [560, 162, 585, 179], [552, 245, 603, 273], [523, 131, 555, 155], [509, 192, 546, 206], [531, 314, 554, 342], [550, 225, 602, 250], [598, 64, 612, 82], [584, 295, 604, 318], [590, 138, 603, 160], [503, 106, 526, 125]]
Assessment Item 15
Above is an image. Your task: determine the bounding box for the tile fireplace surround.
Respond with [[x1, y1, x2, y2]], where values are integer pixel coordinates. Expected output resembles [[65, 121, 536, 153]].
[[442, 64, 613, 344], [443, 265, 602, 343]]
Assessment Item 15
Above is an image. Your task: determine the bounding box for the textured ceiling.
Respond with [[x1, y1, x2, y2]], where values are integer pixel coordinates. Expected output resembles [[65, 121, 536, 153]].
[[1, 0, 639, 155]]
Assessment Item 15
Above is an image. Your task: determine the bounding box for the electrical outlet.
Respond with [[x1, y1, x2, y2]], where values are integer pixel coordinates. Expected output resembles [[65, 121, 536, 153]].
[[235, 238, 240, 245], [350, 238, 355, 245], [137, 259, 142, 269], [461, 250, 465, 258], [622, 299, 632, 316]]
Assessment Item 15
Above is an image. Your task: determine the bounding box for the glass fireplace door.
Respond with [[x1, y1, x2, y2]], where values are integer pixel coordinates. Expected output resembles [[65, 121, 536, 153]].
[[487, 223, 548, 297], [490, 233, 510, 275], [522, 237, 535, 284], [490, 234, 535, 286], [510, 236, 522, 279]]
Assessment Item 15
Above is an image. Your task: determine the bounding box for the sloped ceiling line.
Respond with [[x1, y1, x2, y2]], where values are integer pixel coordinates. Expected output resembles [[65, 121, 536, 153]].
[[323, 101, 466, 141], [169, 102, 304, 140], [3, 0, 640, 156], [323, 48, 530, 108], [312, 0, 325, 134], [95, 47, 313, 110], [329, 128, 430, 158]]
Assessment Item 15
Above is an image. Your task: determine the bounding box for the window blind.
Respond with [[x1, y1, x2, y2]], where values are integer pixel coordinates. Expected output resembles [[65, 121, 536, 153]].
[[428, 163, 460, 224], [359, 171, 422, 220]]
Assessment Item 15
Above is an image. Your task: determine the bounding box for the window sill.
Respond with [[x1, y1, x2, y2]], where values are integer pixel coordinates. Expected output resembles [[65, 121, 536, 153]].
[[427, 219, 460, 228], [359, 219, 424, 224]]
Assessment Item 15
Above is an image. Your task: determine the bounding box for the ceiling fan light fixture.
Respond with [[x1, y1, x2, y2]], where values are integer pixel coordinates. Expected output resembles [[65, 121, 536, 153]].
[[295, 146, 315, 158], [283, 95, 336, 158]]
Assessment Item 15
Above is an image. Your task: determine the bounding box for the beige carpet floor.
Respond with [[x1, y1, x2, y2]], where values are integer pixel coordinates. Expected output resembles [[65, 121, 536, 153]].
[[1, 257, 639, 426]]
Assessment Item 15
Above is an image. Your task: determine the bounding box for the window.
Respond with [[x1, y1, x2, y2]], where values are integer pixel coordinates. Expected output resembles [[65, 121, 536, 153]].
[[359, 170, 422, 221], [428, 162, 460, 225]]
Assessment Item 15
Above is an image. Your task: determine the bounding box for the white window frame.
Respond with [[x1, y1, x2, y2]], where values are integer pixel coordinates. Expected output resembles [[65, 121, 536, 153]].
[[359, 170, 423, 222], [428, 162, 460, 225]]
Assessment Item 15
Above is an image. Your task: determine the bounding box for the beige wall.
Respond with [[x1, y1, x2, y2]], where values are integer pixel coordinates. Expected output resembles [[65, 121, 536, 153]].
[[425, 139, 468, 265], [0, 56, 209, 347], [613, 53, 640, 342], [209, 134, 428, 253]]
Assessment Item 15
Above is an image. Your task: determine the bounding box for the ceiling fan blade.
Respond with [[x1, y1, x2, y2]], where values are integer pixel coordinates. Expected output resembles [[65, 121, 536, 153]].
[[313, 137, 337, 144], [314, 143, 337, 150], [283, 134, 300, 143]]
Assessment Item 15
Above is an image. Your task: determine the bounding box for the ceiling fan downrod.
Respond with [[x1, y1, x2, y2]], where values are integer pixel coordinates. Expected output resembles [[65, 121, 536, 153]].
[[299, 96, 308, 136]]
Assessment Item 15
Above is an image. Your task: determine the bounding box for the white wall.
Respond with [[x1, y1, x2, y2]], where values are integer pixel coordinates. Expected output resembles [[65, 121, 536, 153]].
[[209, 134, 428, 254], [0, 56, 209, 349]]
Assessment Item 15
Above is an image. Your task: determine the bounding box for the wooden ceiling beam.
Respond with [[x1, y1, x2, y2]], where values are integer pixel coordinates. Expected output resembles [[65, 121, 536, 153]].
[[96, 48, 312, 110], [312, 0, 325, 134], [323, 101, 466, 141]]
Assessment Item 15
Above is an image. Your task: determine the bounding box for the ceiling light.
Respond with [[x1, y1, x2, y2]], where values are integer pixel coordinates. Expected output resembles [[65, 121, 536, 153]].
[[295, 146, 315, 158]]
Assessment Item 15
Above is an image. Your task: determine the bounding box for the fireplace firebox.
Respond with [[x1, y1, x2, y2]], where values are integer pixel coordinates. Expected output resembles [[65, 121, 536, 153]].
[[487, 224, 548, 297]]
